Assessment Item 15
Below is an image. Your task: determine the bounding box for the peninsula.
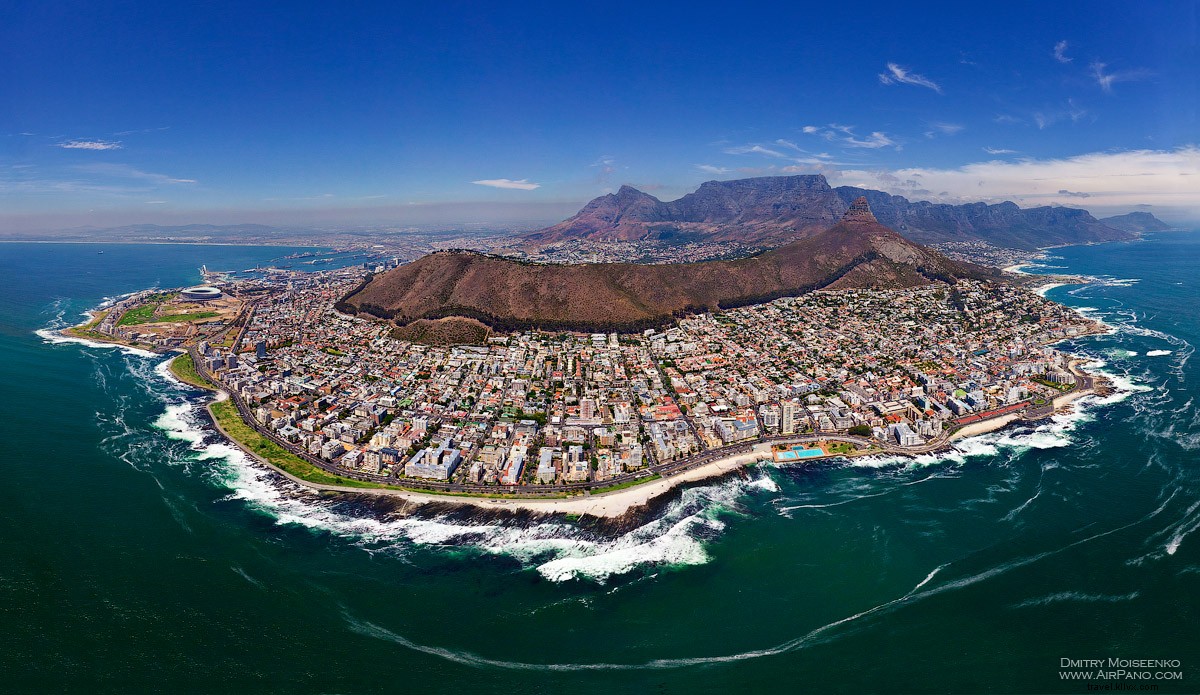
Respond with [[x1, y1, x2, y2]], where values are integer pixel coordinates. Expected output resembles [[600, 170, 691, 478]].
[[66, 199, 1109, 516]]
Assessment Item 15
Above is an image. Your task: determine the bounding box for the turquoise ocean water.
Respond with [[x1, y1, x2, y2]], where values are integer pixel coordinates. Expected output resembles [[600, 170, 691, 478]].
[[0, 237, 1197, 693]]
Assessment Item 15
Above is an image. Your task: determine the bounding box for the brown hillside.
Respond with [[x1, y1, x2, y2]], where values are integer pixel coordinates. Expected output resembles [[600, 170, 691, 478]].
[[343, 199, 998, 333]]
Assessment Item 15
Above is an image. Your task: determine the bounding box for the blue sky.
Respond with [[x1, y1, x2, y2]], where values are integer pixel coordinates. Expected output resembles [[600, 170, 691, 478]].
[[2, 0, 1197, 230]]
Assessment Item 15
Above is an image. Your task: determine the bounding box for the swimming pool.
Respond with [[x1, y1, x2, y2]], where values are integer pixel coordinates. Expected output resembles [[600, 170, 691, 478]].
[[776, 447, 825, 461]]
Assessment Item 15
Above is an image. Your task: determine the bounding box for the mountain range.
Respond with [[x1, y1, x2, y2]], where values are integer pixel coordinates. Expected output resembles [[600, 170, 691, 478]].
[[342, 198, 997, 337], [521, 174, 1165, 251]]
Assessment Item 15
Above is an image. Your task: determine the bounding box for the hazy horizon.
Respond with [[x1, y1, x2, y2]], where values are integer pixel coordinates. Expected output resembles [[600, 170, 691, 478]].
[[3, 2, 1197, 233]]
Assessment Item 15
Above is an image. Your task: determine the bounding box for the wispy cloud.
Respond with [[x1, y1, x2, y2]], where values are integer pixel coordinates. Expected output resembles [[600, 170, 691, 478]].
[[983, 147, 1018, 155], [589, 155, 619, 187], [1053, 40, 1072, 64], [804, 124, 898, 150], [73, 163, 195, 184], [924, 122, 964, 138], [58, 139, 122, 151], [723, 144, 787, 158], [1058, 189, 1091, 198], [1090, 60, 1152, 93], [471, 178, 540, 190], [1033, 99, 1088, 129], [877, 63, 942, 93], [695, 164, 731, 174]]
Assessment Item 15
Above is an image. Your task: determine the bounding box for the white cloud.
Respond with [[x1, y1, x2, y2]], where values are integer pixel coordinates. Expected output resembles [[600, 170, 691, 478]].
[[73, 163, 195, 184], [802, 124, 899, 150], [1053, 40, 1072, 64], [983, 147, 1018, 155], [723, 144, 787, 158], [878, 63, 942, 93], [845, 131, 896, 149], [1090, 61, 1152, 93], [58, 139, 122, 151], [834, 146, 1200, 217], [471, 178, 540, 190], [695, 164, 731, 174], [1033, 99, 1089, 129], [925, 122, 964, 138]]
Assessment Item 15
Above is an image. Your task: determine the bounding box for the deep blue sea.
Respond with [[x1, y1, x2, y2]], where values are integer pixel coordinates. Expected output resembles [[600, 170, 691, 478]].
[[0, 237, 1197, 693]]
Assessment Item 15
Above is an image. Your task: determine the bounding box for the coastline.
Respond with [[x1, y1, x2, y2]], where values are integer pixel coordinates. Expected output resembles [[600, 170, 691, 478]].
[[143, 330, 1109, 521], [74, 243, 1115, 521], [0, 238, 329, 249], [195, 366, 1102, 519], [201, 384, 772, 519]]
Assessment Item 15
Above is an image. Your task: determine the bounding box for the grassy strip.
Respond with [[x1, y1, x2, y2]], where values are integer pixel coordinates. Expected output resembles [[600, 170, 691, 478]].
[[78, 309, 109, 330], [209, 399, 387, 489], [168, 353, 217, 391], [208, 399, 575, 498], [590, 473, 662, 495]]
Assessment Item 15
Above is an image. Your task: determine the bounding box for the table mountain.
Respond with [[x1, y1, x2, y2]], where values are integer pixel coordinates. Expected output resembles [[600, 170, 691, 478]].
[[522, 174, 1139, 250]]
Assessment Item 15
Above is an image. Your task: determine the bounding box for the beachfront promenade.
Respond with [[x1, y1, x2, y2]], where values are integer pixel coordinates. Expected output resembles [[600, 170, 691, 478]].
[[189, 345, 1092, 501]]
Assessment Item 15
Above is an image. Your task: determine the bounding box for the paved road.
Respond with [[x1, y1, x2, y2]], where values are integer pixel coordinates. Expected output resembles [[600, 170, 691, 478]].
[[191, 346, 1087, 498]]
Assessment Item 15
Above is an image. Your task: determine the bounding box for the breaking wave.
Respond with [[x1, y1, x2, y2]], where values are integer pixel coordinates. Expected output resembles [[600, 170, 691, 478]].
[[148, 386, 775, 584], [1012, 591, 1141, 609], [35, 297, 159, 357]]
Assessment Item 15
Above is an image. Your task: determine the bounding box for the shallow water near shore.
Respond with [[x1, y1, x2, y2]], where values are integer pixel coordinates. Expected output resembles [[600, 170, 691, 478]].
[[2, 236, 1199, 693]]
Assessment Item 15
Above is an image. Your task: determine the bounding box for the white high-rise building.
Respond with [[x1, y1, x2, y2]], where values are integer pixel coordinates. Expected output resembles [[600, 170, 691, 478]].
[[781, 401, 798, 435]]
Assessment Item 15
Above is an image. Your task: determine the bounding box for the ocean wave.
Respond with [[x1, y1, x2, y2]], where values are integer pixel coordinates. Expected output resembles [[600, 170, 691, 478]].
[[1012, 591, 1139, 609], [148, 393, 761, 584], [345, 503, 1158, 672], [36, 327, 160, 358]]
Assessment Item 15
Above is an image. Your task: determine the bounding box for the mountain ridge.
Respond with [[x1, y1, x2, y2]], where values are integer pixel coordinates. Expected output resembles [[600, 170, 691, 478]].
[[522, 174, 1157, 250], [343, 198, 998, 336]]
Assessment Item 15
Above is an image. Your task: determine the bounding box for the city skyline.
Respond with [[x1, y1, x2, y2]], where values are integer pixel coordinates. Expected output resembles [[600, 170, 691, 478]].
[[3, 0, 1198, 231]]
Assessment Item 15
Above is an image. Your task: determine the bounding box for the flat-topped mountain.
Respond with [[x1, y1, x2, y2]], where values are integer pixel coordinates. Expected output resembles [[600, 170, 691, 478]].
[[342, 198, 997, 335], [521, 174, 1138, 250], [1100, 211, 1173, 233]]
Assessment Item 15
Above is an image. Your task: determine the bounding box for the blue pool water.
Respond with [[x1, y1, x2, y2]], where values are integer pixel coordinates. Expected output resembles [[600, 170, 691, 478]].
[[777, 447, 825, 460]]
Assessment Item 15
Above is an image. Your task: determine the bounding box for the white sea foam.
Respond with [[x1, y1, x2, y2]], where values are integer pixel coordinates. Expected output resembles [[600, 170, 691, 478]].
[[747, 474, 780, 493], [1012, 591, 1140, 609], [36, 327, 160, 357], [1034, 283, 1067, 298], [149, 394, 754, 584], [1146, 349, 1173, 357]]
